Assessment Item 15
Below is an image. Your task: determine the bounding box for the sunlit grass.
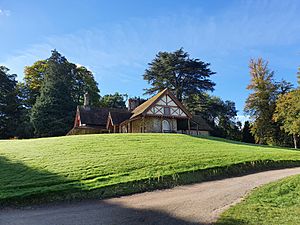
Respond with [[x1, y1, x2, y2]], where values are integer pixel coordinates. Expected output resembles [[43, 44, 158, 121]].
[[217, 174, 300, 225], [1, 133, 300, 205]]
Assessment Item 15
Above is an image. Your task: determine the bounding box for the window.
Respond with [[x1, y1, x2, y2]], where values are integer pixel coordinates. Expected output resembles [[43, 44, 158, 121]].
[[164, 107, 170, 115]]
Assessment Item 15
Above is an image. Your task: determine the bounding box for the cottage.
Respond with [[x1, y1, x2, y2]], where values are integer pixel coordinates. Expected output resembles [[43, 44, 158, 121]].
[[68, 89, 212, 135]]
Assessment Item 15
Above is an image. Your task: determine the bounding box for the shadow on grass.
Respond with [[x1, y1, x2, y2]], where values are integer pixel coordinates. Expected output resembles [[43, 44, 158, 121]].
[[0, 156, 81, 206], [0, 156, 248, 225], [1, 154, 300, 208]]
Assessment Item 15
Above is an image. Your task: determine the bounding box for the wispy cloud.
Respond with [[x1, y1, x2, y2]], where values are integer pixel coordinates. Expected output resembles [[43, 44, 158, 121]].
[[1, 0, 299, 100], [0, 9, 10, 16]]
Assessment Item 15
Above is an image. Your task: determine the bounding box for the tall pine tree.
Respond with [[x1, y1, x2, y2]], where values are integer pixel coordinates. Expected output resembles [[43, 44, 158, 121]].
[[0, 66, 20, 139], [30, 50, 76, 137]]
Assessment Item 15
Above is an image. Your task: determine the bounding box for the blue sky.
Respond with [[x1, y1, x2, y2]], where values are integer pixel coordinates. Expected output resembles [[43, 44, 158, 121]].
[[0, 0, 299, 120]]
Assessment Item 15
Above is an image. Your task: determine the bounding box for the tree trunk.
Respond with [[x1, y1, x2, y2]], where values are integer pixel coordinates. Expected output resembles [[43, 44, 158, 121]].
[[293, 134, 298, 149]]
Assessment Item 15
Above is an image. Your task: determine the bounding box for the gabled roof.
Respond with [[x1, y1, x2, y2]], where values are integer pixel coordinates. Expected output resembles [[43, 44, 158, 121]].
[[78, 106, 128, 127], [130, 88, 192, 119], [108, 111, 132, 126]]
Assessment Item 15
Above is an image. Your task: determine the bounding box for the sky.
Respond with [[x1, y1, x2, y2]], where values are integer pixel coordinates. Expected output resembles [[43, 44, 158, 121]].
[[0, 0, 299, 120]]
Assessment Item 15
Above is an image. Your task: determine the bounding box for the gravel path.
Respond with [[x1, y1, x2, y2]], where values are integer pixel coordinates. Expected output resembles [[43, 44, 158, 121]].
[[2, 167, 300, 225]]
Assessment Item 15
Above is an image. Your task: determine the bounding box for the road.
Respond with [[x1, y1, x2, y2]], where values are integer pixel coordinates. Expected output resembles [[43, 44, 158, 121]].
[[1, 167, 300, 225]]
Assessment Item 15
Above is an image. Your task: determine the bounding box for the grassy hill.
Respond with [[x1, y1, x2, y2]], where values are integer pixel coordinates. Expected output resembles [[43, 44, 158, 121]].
[[1, 133, 300, 205], [217, 174, 300, 225]]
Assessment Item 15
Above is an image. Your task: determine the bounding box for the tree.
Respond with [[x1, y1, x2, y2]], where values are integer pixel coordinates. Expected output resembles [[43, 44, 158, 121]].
[[187, 94, 241, 140], [23, 60, 48, 108], [274, 89, 300, 149], [30, 50, 76, 137], [245, 58, 279, 145], [242, 121, 255, 143], [297, 67, 300, 86], [23, 55, 100, 108], [73, 65, 100, 106], [143, 48, 215, 101], [0, 66, 20, 139], [99, 92, 128, 109]]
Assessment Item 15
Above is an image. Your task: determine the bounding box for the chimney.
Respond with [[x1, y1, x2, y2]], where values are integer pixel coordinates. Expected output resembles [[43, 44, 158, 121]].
[[84, 92, 90, 107], [128, 98, 140, 111]]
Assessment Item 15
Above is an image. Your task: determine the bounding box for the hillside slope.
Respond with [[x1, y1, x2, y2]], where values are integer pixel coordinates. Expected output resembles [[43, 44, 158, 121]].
[[1, 134, 300, 205]]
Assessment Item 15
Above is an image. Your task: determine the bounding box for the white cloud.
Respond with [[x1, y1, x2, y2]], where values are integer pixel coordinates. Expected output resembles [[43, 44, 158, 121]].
[[1, 0, 299, 97], [0, 9, 10, 16]]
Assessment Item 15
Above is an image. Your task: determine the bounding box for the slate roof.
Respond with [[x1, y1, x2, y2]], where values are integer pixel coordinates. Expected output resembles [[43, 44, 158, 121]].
[[191, 115, 213, 131], [109, 111, 132, 125], [78, 106, 128, 127]]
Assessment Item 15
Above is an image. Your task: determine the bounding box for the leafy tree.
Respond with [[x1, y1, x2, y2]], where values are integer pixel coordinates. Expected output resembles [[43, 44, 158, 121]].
[[73, 65, 100, 106], [274, 89, 300, 149], [0, 66, 20, 139], [99, 92, 128, 109], [297, 67, 300, 86], [23, 60, 48, 107], [242, 121, 255, 143], [187, 94, 241, 140], [143, 48, 215, 101], [23, 55, 100, 108], [30, 50, 76, 137], [245, 58, 279, 145], [245, 58, 294, 146]]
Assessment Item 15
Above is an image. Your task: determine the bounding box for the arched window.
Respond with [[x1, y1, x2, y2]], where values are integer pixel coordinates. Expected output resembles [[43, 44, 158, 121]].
[[162, 120, 171, 132]]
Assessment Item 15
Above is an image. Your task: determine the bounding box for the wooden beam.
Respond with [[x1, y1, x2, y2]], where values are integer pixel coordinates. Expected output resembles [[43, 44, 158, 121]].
[[142, 116, 145, 133], [188, 119, 191, 135]]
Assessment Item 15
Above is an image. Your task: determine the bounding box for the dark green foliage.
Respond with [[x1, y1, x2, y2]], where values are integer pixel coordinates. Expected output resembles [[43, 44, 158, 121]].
[[73, 66, 100, 106], [0, 66, 21, 139], [242, 121, 255, 143], [30, 50, 76, 137], [143, 48, 215, 101], [187, 94, 242, 141], [23, 55, 100, 108], [99, 92, 128, 108]]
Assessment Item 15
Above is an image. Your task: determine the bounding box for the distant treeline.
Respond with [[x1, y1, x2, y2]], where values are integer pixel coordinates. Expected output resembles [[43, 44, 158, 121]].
[[0, 48, 299, 148]]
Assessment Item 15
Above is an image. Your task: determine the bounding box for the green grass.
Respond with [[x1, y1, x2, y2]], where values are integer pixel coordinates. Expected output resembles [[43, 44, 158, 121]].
[[216, 175, 300, 225], [1, 133, 300, 206]]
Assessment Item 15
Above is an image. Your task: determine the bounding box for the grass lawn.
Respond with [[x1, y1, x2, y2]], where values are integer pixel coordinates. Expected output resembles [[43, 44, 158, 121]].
[[216, 174, 300, 225], [1, 133, 300, 205]]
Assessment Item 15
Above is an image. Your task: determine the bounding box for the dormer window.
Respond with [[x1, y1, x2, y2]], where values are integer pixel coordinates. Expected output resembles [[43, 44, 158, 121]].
[[164, 107, 170, 115]]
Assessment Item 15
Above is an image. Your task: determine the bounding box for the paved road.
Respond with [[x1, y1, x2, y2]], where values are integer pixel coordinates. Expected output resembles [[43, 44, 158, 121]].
[[2, 167, 300, 225]]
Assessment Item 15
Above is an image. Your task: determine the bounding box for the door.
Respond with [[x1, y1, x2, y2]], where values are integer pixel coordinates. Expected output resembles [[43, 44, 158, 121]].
[[162, 120, 171, 132]]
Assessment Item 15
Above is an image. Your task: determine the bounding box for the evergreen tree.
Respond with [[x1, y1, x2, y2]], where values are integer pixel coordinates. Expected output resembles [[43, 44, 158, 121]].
[[30, 50, 76, 137], [0, 66, 20, 139], [242, 121, 255, 143], [143, 48, 215, 101], [23, 54, 100, 108]]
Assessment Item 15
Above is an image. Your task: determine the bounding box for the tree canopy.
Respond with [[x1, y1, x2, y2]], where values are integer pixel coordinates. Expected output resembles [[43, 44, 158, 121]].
[[274, 89, 300, 148], [0, 66, 20, 139], [23, 56, 100, 108], [99, 92, 128, 109], [30, 50, 77, 137], [143, 48, 215, 101]]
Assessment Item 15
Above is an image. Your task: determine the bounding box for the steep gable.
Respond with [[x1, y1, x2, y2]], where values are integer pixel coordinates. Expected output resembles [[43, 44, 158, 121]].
[[130, 89, 192, 119]]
